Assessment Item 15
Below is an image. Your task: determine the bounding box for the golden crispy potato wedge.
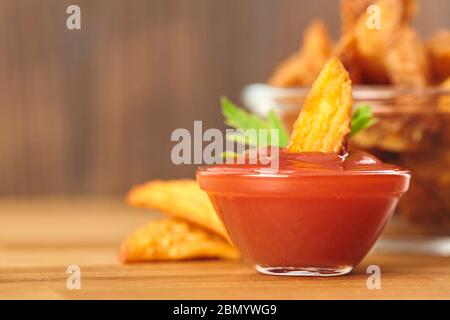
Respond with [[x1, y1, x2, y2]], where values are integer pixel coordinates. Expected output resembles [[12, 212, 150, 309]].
[[439, 77, 450, 112], [341, 0, 417, 34], [333, 32, 363, 84], [427, 30, 450, 83], [127, 179, 229, 240], [442, 76, 450, 88], [353, 0, 410, 83], [268, 19, 332, 87], [403, 0, 418, 22], [340, 0, 373, 34], [385, 26, 430, 87], [120, 219, 240, 263], [267, 53, 304, 87], [287, 58, 353, 153]]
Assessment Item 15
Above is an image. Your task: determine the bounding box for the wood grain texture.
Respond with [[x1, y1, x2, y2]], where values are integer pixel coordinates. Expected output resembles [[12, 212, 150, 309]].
[[1, 199, 449, 300], [1, 0, 449, 196]]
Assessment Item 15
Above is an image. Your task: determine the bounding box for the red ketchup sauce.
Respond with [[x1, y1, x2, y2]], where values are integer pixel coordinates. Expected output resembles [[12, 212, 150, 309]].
[[197, 149, 410, 275]]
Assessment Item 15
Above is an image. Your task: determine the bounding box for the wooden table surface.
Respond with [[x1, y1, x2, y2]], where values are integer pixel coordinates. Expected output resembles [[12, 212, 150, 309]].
[[1, 198, 449, 300]]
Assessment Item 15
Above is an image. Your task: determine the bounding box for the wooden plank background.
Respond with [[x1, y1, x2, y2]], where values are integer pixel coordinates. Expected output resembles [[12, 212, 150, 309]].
[[0, 0, 449, 196]]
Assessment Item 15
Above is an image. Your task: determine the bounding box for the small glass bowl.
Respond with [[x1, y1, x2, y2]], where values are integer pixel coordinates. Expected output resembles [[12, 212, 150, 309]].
[[243, 84, 450, 256], [197, 154, 410, 276]]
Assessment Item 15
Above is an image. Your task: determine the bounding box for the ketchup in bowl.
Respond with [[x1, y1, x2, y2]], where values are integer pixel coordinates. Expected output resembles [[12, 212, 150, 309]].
[[197, 149, 410, 276]]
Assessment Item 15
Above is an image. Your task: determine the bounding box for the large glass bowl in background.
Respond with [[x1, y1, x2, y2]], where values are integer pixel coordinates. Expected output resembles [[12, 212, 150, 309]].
[[242, 84, 450, 256]]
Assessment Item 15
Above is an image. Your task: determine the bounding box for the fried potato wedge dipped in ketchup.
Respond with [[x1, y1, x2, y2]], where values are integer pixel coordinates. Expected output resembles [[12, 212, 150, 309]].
[[287, 58, 353, 153], [120, 219, 239, 263]]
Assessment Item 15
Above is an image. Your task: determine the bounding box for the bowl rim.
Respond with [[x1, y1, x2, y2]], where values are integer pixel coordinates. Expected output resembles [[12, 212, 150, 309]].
[[242, 83, 450, 115], [244, 83, 450, 97], [196, 168, 411, 197]]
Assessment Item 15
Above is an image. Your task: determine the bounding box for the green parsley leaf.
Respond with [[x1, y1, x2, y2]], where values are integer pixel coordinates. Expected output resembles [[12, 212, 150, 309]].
[[267, 109, 289, 147], [351, 104, 378, 137], [220, 151, 239, 159], [221, 96, 289, 148], [221, 97, 377, 157]]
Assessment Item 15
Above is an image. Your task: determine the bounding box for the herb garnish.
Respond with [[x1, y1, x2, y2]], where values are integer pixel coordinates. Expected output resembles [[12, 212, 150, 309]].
[[221, 97, 376, 150]]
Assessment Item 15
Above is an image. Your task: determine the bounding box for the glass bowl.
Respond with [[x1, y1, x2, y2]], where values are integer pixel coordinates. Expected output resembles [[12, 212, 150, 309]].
[[242, 84, 450, 256], [197, 151, 410, 276]]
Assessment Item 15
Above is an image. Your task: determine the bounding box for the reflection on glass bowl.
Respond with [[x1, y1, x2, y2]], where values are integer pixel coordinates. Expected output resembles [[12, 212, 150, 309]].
[[242, 83, 450, 255]]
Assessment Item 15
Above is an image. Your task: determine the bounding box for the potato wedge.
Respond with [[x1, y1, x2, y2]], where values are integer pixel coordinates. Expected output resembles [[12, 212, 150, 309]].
[[353, 0, 410, 83], [120, 219, 239, 263], [442, 77, 450, 89], [403, 0, 418, 21], [341, 0, 417, 34], [385, 26, 430, 87], [268, 19, 332, 87], [267, 53, 304, 87], [439, 77, 450, 112], [127, 179, 229, 240], [427, 30, 450, 83], [340, 0, 373, 34], [333, 32, 363, 84], [287, 58, 353, 153]]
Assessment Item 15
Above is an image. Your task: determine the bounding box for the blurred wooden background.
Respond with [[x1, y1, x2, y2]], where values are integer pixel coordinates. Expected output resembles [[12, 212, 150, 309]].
[[0, 0, 449, 196]]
